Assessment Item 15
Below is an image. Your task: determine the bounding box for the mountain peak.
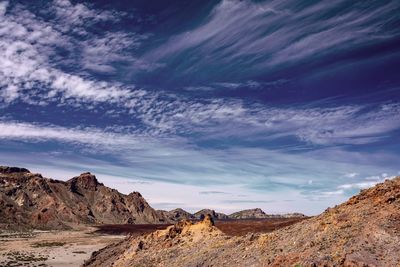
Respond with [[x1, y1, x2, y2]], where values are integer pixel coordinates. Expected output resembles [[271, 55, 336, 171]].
[[0, 166, 30, 174], [67, 172, 102, 191]]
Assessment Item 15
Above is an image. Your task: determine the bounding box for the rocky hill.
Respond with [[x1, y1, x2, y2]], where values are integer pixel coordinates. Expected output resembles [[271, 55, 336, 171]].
[[194, 209, 229, 220], [85, 176, 400, 267], [157, 207, 306, 222], [0, 166, 165, 230], [156, 208, 195, 222], [229, 208, 306, 219], [229, 208, 269, 219]]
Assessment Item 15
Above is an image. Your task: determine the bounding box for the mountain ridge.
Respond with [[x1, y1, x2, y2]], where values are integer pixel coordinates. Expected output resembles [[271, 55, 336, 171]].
[[0, 166, 306, 230], [0, 166, 164, 229]]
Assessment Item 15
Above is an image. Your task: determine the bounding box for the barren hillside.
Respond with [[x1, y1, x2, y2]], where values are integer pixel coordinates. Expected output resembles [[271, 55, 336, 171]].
[[0, 166, 165, 229]]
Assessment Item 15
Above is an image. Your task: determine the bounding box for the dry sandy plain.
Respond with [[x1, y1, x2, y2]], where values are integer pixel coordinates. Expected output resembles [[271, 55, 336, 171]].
[[0, 228, 124, 267]]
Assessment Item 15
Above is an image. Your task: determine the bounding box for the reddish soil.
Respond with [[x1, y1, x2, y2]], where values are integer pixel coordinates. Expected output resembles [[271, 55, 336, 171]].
[[94, 223, 172, 236], [215, 217, 308, 236], [93, 218, 307, 236]]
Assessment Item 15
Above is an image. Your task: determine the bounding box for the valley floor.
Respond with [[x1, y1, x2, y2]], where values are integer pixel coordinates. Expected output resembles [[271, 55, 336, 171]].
[[0, 218, 306, 267], [0, 228, 124, 267]]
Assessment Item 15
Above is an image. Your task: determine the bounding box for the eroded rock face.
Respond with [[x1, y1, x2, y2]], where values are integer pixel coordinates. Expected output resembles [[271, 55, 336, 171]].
[[0, 167, 166, 230], [85, 177, 400, 267]]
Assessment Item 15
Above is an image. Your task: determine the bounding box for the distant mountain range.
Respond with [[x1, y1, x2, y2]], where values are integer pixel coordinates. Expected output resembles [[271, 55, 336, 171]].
[[0, 166, 305, 230], [158, 207, 306, 221]]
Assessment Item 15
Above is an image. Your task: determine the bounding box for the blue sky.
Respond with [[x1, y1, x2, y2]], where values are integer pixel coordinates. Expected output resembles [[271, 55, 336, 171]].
[[0, 0, 399, 215]]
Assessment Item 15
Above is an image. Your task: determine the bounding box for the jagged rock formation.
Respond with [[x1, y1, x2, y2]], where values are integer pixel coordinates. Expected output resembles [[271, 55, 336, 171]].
[[85, 177, 400, 267], [156, 208, 196, 222], [0, 166, 165, 230], [194, 209, 229, 220]]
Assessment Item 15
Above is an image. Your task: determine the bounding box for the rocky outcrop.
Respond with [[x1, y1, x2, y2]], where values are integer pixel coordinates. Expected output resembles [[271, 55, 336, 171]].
[[194, 209, 229, 220], [0, 167, 165, 230], [85, 177, 400, 267], [84, 215, 222, 267], [228, 208, 306, 219], [0, 166, 30, 174], [156, 208, 195, 222], [229, 208, 268, 219]]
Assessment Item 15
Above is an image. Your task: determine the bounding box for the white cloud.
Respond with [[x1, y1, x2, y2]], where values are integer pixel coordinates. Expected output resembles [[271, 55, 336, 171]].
[[0, 0, 150, 106], [0, 1, 399, 147], [337, 173, 396, 190], [0, 1, 8, 16], [322, 189, 344, 196], [344, 172, 359, 178], [144, 0, 398, 77], [52, 0, 121, 31], [0, 121, 143, 148]]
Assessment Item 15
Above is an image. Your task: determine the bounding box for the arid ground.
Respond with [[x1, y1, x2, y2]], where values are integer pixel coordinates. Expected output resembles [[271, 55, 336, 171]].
[[0, 218, 305, 267], [0, 228, 123, 267], [94, 217, 306, 236]]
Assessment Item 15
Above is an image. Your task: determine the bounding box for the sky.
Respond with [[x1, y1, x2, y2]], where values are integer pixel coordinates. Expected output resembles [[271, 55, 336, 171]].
[[0, 0, 400, 215]]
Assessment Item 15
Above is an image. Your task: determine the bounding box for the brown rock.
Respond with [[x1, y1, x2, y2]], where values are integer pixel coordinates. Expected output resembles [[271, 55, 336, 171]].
[[0, 167, 167, 230]]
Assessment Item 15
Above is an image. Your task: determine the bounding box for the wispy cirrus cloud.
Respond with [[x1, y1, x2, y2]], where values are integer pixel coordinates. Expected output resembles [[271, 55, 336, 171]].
[[144, 0, 400, 81], [1, 1, 399, 148], [0, 121, 144, 148]]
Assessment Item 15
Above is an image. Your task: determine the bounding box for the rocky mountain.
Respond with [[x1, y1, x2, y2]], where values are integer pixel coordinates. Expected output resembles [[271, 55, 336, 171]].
[[157, 208, 306, 222], [194, 208, 229, 220], [229, 208, 269, 219], [156, 208, 195, 222], [0, 166, 165, 230], [228, 208, 306, 219], [85, 176, 400, 267]]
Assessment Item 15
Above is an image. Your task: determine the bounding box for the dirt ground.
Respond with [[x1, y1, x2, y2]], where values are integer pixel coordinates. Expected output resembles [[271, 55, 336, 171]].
[[0, 218, 305, 267], [94, 218, 307, 236], [215, 217, 307, 236], [0, 228, 124, 267]]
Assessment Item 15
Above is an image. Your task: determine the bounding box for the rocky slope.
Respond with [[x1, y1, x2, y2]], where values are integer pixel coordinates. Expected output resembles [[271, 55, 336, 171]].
[[85, 176, 400, 267], [0, 166, 165, 229]]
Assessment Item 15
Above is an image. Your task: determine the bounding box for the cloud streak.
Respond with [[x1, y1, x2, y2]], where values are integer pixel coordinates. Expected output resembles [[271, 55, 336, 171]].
[[144, 0, 400, 81]]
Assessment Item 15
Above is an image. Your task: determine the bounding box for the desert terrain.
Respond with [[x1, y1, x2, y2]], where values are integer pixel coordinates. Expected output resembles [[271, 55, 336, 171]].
[[0, 228, 123, 267], [2, 166, 400, 266], [0, 166, 308, 267], [85, 177, 400, 267], [0, 217, 306, 267]]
